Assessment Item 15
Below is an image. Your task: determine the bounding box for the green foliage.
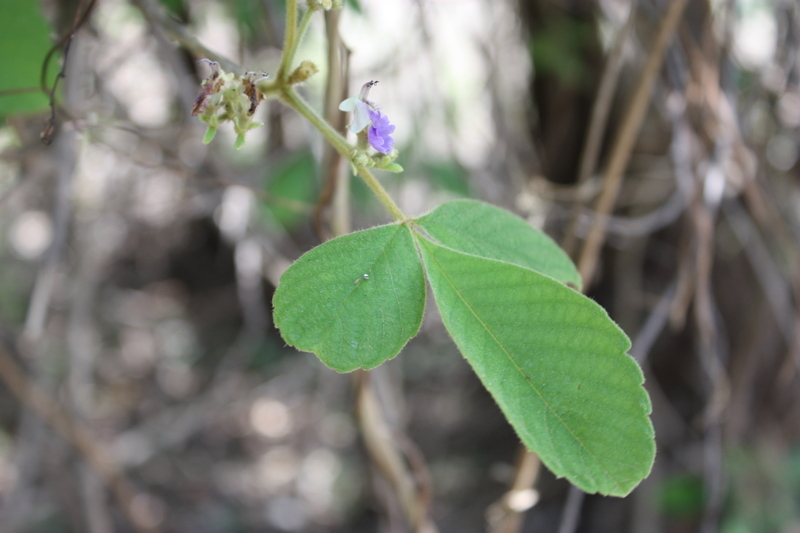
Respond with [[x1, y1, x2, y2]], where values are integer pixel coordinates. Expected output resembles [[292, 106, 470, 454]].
[[416, 200, 582, 289], [721, 446, 800, 533], [345, 0, 362, 13], [272, 200, 655, 495], [262, 152, 318, 228], [529, 18, 593, 89], [158, 0, 184, 16], [273, 224, 425, 372], [0, 0, 58, 116], [423, 162, 470, 196], [658, 474, 704, 518]]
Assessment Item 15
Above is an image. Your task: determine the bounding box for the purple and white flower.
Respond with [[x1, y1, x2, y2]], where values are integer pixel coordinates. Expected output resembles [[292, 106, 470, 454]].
[[339, 81, 396, 154]]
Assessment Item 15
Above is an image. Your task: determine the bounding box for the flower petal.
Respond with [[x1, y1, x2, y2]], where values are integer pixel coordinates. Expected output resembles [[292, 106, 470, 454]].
[[338, 96, 359, 112], [367, 109, 395, 153], [349, 101, 371, 132]]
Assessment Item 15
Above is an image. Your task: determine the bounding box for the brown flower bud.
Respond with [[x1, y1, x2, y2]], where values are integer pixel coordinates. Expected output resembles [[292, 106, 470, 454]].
[[287, 61, 319, 85]]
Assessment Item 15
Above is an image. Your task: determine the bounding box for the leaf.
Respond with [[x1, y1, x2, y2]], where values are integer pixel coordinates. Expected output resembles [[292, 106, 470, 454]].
[[261, 152, 317, 229], [0, 0, 59, 116], [416, 200, 582, 289], [417, 236, 654, 496], [158, 0, 184, 17], [380, 163, 404, 173], [424, 161, 470, 196], [345, 0, 363, 14], [202, 125, 217, 144], [273, 223, 425, 372]]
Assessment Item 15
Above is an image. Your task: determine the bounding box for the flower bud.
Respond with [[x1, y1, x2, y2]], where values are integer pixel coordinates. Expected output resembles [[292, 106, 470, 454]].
[[351, 149, 371, 168], [288, 61, 319, 85], [308, 0, 332, 10]]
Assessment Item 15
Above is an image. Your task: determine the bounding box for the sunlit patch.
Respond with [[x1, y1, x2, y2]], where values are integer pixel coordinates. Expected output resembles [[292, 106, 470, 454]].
[[9, 210, 52, 260], [298, 448, 342, 516], [216, 185, 253, 241], [250, 398, 293, 439], [507, 488, 539, 512], [733, 6, 776, 69]]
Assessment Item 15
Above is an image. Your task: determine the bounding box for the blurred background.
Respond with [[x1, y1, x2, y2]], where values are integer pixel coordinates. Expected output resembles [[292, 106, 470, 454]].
[[1, 0, 800, 532]]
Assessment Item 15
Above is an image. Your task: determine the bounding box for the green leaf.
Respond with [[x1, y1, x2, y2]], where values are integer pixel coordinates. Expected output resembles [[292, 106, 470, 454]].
[[416, 200, 582, 289], [0, 0, 59, 116], [158, 0, 184, 16], [424, 161, 470, 196], [345, 0, 362, 14], [261, 152, 317, 229], [380, 163, 404, 173], [202, 125, 217, 144], [273, 223, 425, 372], [417, 236, 654, 496]]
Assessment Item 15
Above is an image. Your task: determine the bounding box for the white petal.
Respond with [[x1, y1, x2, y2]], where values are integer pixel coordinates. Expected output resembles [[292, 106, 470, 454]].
[[338, 96, 359, 112], [349, 101, 371, 132]]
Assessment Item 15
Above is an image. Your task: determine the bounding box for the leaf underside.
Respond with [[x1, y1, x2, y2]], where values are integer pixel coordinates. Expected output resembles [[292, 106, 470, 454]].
[[417, 236, 655, 496]]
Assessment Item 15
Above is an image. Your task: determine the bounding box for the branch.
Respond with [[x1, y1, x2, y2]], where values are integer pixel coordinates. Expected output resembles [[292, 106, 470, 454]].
[[0, 342, 160, 533], [577, 0, 689, 286]]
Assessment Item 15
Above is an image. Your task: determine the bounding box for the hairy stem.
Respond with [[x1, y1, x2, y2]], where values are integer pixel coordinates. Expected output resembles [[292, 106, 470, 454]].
[[282, 86, 351, 155], [282, 88, 406, 221], [356, 167, 406, 221], [276, 0, 299, 80], [283, 7, 316, 79]]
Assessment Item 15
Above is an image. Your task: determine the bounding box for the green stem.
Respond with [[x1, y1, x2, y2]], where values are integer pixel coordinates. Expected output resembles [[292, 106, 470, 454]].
[[281, 88, 406, 222], [276, 0, 299, 81], [283, 87, 351, 155], [356, 167, 406, 221], [285, 8, 316, 77]]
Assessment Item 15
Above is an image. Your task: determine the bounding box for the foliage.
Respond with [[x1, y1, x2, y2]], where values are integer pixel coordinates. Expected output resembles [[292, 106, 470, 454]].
[[261, 151, 318, 229], [273, 200, 655, 496], [0, 0, 58, 116]]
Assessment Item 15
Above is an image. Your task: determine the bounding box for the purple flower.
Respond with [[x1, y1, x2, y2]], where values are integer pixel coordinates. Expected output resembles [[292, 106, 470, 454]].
[[367, 108, 395, 154]]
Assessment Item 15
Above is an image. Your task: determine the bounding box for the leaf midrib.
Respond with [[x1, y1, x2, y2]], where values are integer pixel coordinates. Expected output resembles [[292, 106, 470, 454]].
[[418, 237, 624, 493]]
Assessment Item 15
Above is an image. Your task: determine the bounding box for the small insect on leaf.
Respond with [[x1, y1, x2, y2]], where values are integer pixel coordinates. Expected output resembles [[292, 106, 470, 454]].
[[191, 59, 222, 117], [354, 273, 370, 284]]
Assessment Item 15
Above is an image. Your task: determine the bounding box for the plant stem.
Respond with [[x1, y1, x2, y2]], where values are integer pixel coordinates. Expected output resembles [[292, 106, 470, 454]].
[[282, 87, 351, 155], [283, 7, 316, 78], [356, 167, 406, 221], [282, 88, 406, 221], [576, 0, 689, 287], [276, 0, 299, 81]]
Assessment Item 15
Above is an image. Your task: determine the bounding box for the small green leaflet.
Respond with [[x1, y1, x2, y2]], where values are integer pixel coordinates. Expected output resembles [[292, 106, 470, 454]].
[[416, 199, 582, 288], [273, 223, 425, 372], [272, 200, 655, 495]]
